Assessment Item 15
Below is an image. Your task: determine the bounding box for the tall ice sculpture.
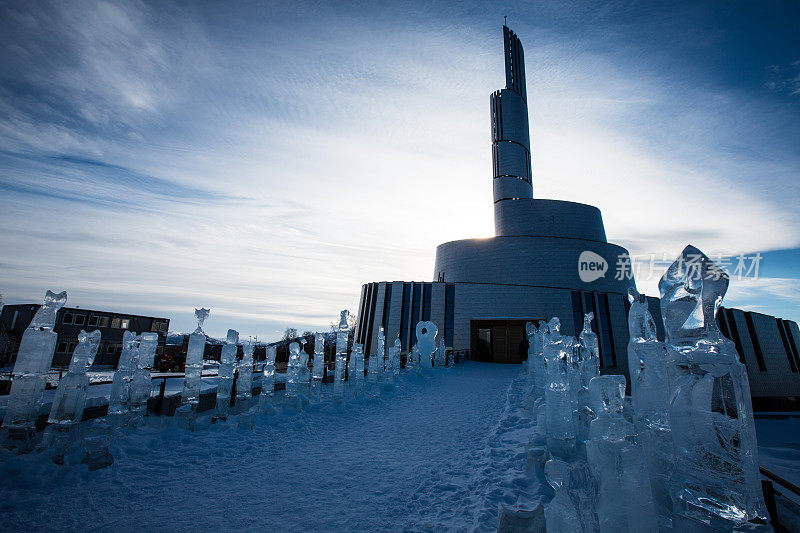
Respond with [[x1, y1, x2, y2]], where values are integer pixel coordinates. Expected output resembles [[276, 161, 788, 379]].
[[2, 290, 67, 452], [108, 331, 140, 425], [42, 328, 101, 463], [259, 345, 276, 413], [311, 333, 325, 400], [235, 339, 255, 427], [659, 245, 767, 527], [586, 375, 658, 533], [543, 317, 576, 459], [627, 287, 673, 520], [415, 321, 438, 370], [129, 331, 158, 427], [213, 329, 239, 422], [177, 308, 210, 430], [333, 310, 349, 401]]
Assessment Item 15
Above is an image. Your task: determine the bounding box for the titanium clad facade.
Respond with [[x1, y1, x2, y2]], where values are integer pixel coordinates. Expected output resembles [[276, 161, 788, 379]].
[[354, 24, 800, 407]]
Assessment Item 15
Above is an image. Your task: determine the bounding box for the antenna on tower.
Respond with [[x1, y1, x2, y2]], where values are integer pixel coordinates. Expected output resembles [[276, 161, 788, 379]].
[[504, 15, 507, 26]]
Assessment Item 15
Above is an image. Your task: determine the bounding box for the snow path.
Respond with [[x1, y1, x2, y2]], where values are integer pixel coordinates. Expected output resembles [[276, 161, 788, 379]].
[[0, 362, 540, 532]]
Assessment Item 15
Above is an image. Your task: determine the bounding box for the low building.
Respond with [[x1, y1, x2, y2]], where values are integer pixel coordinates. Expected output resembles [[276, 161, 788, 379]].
[[0, 304, 170, 368]]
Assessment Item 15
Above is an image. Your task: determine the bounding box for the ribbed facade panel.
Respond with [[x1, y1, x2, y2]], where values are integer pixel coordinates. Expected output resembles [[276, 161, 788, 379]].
[[492, 141, 531, 181], [493, 177, 534, 202], [356, 281, 800, 401], [434, 236, 635, 294], [495, 199, 608, 241]]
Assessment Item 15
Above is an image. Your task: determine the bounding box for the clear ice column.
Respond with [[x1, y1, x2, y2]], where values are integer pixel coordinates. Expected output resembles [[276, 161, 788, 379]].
[[585, 375, 657, 533], [311, 333, 325, 400], [235, 339, 255, 427], [285, 341, 301, 409], [386, 336, 401, 384], [177, 308, 209, 430], [130, 331, 158, 427], [333, 310, 349, 401], [543, 318, 576, 459], [576, 312, 600, 440], [259, 345, 276, 413], [435, 337, 446, 367], [626, 288, 672, 520], [213, 329, 239, 422], [42, 328, 101, 463], [659, 246, 767, 526], [2, 290, 67, 453], [108, 330, 140, 425]]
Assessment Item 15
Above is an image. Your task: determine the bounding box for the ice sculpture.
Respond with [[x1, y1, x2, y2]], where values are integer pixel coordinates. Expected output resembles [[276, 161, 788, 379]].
[[377, 327, 386, 377], [312, 333, 325, 381], [415, 321, 437, 370], [627, 288, 672, 519], [333, 310, 349, 400], [435, 337, 446, 367], [259, 345, 276, 413], [533, 321, 547, 391], [542, 318, 576, 459], [348, 343, 365, 398], [177, 308, 209, 430], [235, 339, 255, 427], [82, 417, 114, 470], [367, 343, 383, 385], [2, 290, 67, 452], [409, 344, 419, 370], [213, 329, 239, 422], [579, 313, 600, 394], [297, 339, 311, 403], [108, 330, 140, 421], [310, 333, 325, 400], [42, 329, 101, 463], [387, 336, 401, 382], [525, 322, 538, 375], [575, 313, 601, 439], [130, 332, 158, 426], [544, 458, 599, 533], [659, 245, 767, 525], [585, 375, 658, 533], [285, 341, 301, 407]]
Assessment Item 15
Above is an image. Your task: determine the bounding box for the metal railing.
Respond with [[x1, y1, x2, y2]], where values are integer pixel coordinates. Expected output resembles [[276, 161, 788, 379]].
[[761, 466, 800, 532]]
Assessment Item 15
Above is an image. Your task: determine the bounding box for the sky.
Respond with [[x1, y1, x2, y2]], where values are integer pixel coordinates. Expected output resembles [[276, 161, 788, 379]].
[[0, 0, 798, 340]]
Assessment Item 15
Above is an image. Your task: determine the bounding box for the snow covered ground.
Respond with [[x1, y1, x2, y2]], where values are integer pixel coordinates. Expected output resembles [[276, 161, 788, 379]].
[[756, 415, 800, 493], [0, 362, 544, 532], [3, 362, 799, 532]]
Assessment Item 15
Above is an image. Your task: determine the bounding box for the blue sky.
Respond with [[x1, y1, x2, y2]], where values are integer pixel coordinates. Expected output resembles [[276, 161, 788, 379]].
[[0, 0, 798, 340]]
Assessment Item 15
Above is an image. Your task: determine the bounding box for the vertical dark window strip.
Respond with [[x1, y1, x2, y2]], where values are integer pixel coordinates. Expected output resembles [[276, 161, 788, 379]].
[[359, 284, 371, 347], [356, 285, 367, 344], [399, 283, 411, 350], [410, 283, 421, 338], [570, 291, 583, 342], [445, 284, 455, 347], [743, 312, 767, 372], [717, 306, 731, 340], [598, 293, 616, 368], [776, 319, 798, 372], [365, 283, 379, 355], [725, 310, 748, 368], [783, 320, 800, 370], [382, 283, 392, 331], [422, 283, 432, 322]]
